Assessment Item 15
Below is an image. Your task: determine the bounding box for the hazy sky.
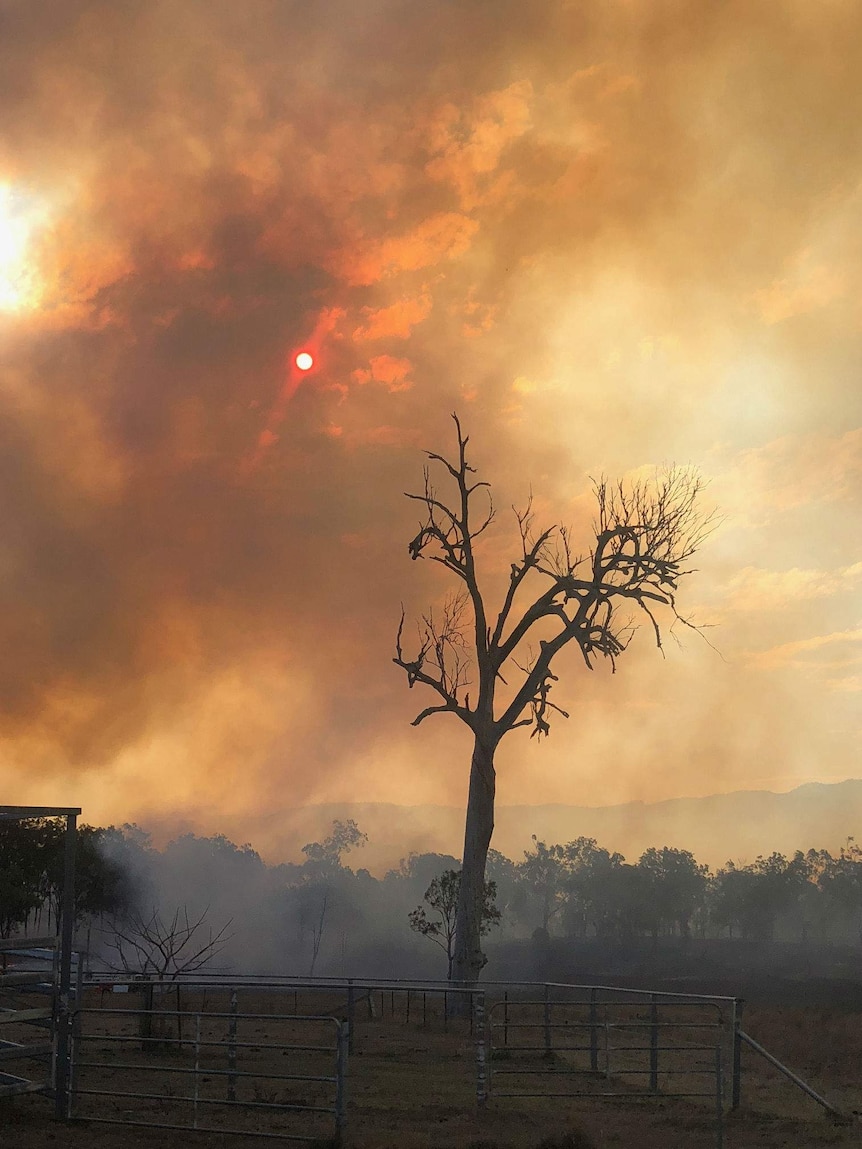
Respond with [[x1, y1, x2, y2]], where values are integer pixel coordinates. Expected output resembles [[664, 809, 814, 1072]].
[[0, 1, 860, 855]]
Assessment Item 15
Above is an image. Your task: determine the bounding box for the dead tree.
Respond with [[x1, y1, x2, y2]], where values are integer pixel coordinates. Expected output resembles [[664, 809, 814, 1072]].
[[394, 414, 715, 989], [103, 905, 232, 1046]]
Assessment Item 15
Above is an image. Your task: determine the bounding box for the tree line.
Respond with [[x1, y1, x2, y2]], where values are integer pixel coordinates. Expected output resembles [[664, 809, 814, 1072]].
[[3, 817, 862, 978], [0, 818, 132, 938], [505, 836, 862, 945]]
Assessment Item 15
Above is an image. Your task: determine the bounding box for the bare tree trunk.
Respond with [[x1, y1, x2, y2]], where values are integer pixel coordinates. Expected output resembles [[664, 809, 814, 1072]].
[[451, 736, 495, 996], [309, 889, 328, 977]]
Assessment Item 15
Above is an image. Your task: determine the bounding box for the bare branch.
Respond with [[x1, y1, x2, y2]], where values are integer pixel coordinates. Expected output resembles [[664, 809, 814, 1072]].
[[396, 424, 716, 750], [394, 597, 474, 727], [490, 498, 558, 650], [411, 703, 460, 726], [101, 904, 233, 978]]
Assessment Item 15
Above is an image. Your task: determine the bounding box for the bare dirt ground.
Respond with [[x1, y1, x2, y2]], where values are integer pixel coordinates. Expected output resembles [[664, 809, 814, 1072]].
[[2, 986, 861, 1148]]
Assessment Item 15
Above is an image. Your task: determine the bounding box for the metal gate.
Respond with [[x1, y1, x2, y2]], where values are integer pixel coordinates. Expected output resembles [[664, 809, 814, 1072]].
[[484, 994, 724, 1147], [68, 988, 349, 1142], [0, 804, 80, 1114]]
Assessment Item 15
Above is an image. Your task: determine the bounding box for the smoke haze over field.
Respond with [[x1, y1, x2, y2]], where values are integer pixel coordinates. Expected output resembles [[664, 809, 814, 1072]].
[[0, 2, 860, 842]]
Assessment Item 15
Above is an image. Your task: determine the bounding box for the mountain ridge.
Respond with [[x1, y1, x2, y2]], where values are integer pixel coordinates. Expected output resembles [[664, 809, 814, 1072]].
[[252, 778, 862, 872]]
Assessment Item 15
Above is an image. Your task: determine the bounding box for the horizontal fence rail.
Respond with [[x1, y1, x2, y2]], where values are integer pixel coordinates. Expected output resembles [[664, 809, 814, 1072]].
[[85, 971, 738, 1000], [74, 973, 845, 1140], [68, 997, 349, 1143], [484, 994, 725, 1149], [0, 935, 65, 1102]]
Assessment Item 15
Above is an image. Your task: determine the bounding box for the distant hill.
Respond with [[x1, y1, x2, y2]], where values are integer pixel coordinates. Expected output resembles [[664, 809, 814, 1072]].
[[245, 778, 862, 873]]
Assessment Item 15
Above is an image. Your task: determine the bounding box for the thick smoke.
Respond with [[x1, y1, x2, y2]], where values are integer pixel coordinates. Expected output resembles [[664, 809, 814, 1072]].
[[0, 1, 859, 843]]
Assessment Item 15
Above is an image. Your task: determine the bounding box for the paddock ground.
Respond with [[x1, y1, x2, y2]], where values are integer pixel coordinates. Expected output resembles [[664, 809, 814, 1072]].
[[2, 987, 861, 1148]]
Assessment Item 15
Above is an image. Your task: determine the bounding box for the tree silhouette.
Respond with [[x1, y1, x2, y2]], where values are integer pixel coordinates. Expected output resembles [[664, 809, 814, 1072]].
[[519, 836, 576, 934], [103, 904, 232, 1048], [408, 869, 500, 979], [636, 846, 709, 939], [295, 819, 367, 975], [394, 414, 714, 986], [103, 904, 232, 979]]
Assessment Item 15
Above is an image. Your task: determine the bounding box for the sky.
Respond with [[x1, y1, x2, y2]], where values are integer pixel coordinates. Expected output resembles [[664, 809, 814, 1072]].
[[0, 0, 860, 859]]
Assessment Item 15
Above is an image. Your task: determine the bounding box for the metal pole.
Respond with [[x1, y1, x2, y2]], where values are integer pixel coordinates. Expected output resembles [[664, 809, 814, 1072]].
[[406, 988, 410, 1025], [604, 1020, 612, 1083], [193, 1013, 201, 1130], [543, 983, 552, 1058], [714, 1042, 724, 1149], [649, 994, 659, 1093], [54, 811, 78, 1120], [347, 981, 355, 1053], [227, 989, 237, 1103], [67, 957, 84, 1119], [141, 981, 154, 1049], [738, 1030, 846, 1118], [589, 988, 598, 1072], [731, 998, 743, 1109], [423, 991, 427, 1027], [335, 1021, 349, 1141], [474, 992, 487, 1107], [443, 990, 448, 1032], [503, 990, 509, 1047]]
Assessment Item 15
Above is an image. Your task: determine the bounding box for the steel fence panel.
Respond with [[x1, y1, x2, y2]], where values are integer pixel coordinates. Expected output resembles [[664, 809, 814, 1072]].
[[68, 995, 348, 1143], [484, 995, 724, 1148]]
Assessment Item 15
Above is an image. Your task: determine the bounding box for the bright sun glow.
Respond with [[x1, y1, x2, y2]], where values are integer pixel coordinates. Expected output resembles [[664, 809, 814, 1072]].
[[0, 186, 35, 311], [295, 351, 314, 371]]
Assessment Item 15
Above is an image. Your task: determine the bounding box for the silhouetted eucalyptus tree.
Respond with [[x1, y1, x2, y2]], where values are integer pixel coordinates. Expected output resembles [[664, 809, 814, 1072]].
[[394, 415, 713, 987]]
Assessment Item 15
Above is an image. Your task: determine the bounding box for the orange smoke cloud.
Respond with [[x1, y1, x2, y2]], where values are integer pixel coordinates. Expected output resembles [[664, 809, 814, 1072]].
[[0, 1, 858, 853]]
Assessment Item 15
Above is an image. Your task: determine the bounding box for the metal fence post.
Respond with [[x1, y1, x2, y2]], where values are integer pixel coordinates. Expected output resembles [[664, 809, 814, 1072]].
[[66, 958, 84, 1120], [193, 1013, 201, 1130], [54, 810, 78, 1120], [140, 981, 154, 1049], [227, 989, 237, 1103], [731, 998, 744, 1109], [503, 990, 509, 1047], [649, 994, 659, 1093], [589, 987, 598, 1072], [346, 981, 355, 1053], [604, 1020, 612, 1083], [714, 1042, 724, 1149], [543, 984, 552, 1058], [474, 992, 487, 1107], [335, 1020, 349, 1142]]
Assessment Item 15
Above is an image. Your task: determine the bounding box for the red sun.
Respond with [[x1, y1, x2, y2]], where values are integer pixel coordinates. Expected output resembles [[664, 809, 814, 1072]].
[[295, 351, 314, 371]]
